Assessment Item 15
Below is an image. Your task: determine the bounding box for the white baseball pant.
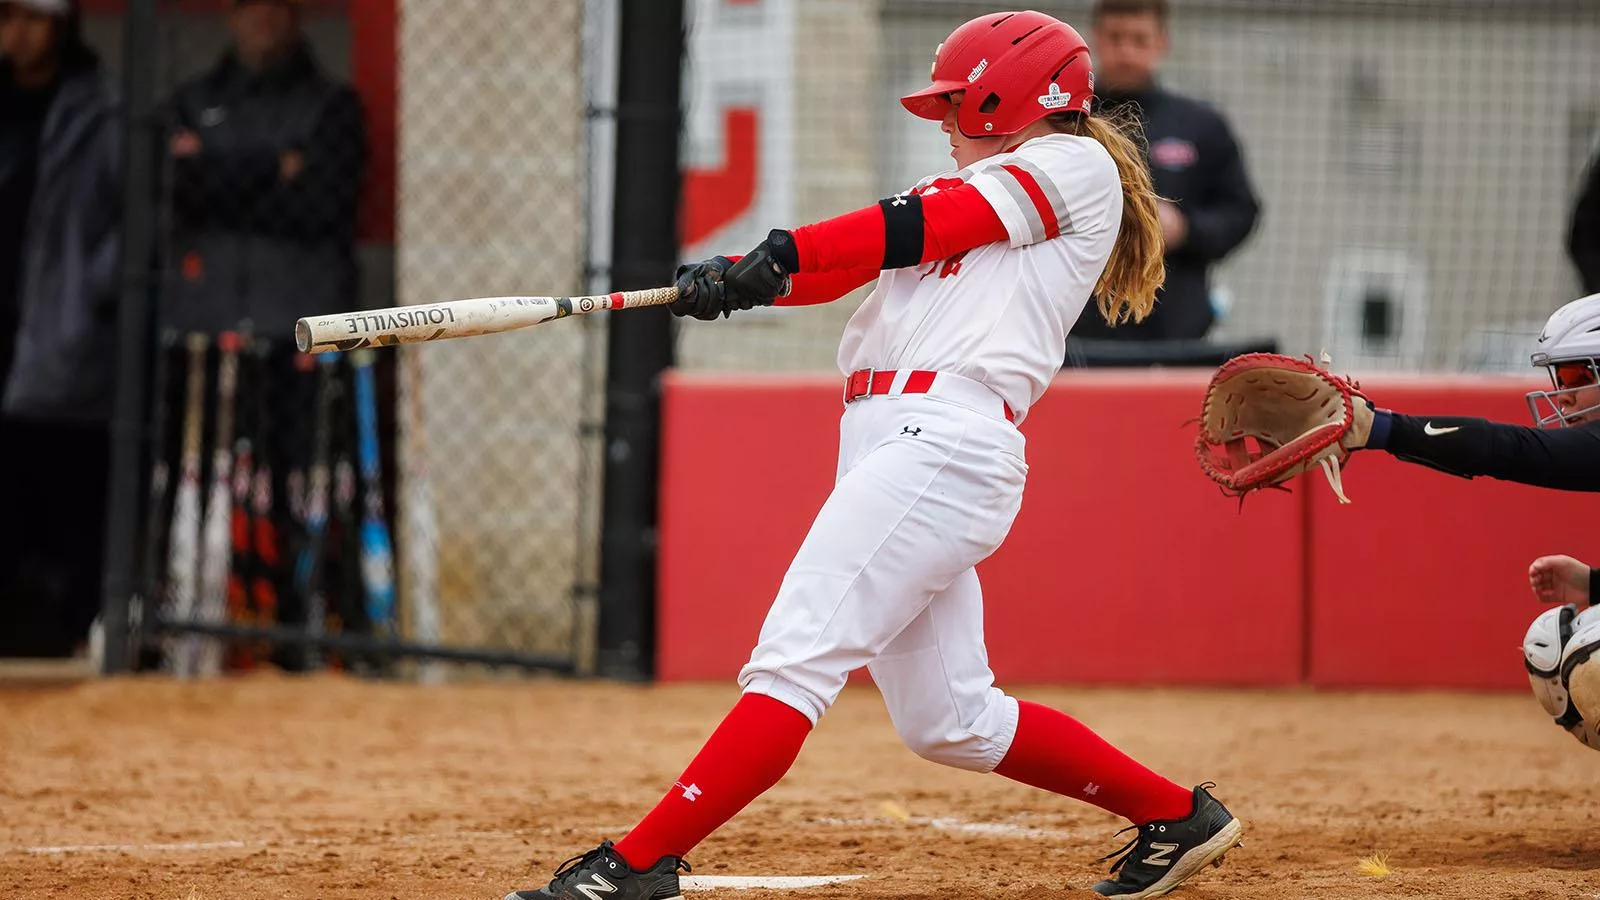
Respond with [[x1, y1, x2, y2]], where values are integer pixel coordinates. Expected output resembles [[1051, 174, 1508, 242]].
[[738, 371, 1027, 772]]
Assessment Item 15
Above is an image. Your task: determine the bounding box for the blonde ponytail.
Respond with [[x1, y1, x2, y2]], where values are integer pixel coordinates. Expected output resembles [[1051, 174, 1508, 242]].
[[1052, 107, 1166, 325]]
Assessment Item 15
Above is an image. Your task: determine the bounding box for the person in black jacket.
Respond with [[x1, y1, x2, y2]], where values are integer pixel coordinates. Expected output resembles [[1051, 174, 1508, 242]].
[[162, 0, 365, 338], [0, 0, 122, 657], [1569, 139, 1599, 295], [1072, 0, 1260, 342]]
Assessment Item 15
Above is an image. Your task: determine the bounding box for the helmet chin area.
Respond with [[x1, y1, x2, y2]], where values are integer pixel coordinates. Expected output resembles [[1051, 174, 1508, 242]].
[[1525, 387, 1600, 427], [1527, 360, 1600, 427]]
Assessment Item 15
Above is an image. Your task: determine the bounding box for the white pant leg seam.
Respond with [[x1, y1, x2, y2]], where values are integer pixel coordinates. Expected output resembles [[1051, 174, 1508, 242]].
[[927, 572, 1017, 773]]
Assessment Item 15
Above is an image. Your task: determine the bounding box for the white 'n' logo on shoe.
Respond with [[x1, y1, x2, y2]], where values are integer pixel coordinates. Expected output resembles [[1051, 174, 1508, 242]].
[[1142, 842, 1180, 867], [574, 874, 618, 900]]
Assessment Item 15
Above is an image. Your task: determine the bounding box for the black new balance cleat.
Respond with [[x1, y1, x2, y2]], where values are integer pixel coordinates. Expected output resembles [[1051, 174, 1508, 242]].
[[1090, 783, 1243, 899], [504, 840, 689, 900]]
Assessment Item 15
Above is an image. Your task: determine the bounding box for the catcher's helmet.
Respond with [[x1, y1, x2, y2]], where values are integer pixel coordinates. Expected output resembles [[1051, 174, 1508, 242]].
[[900, 10, 1094, 140], [1527, 292, 1600, 427]]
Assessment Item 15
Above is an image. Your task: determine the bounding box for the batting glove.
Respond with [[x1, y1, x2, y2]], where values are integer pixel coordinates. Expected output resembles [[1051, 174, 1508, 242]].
[[670, 256, 736, 321], [722, 229, 796, 307]]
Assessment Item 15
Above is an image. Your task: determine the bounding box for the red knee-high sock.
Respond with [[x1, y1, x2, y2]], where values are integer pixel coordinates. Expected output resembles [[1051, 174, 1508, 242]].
[[993, 700, 1194, 825], [614, 693, 812, 869]]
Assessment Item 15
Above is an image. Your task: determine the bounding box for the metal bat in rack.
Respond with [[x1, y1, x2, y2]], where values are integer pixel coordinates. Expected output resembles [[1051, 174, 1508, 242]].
[[294, 286, 680, 354]]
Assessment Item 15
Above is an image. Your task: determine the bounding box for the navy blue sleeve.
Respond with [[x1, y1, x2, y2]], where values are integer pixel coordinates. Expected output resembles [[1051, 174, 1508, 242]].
[[1366, 410, 1600, 491]]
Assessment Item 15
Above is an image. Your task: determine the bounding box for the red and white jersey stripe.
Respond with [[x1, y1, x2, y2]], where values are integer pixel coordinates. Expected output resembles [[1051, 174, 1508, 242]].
[[837, 133, 1121, 423], [967, 137, 1105, 247]]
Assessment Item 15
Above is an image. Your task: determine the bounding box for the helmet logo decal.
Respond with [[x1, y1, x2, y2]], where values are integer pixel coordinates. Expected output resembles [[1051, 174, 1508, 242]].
[[1037, 82, 1073, 110], [967, 58, 988, 82]]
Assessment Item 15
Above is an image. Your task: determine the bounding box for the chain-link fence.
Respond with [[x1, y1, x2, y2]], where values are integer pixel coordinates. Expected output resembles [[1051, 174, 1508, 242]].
[[73, 0, 606, 678], [392, 0, 604, 675], [674, 0, 1600, 375]]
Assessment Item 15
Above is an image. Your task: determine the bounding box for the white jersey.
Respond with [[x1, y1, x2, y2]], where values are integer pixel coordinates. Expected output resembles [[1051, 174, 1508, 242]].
[[836, 133, 1122, 422]]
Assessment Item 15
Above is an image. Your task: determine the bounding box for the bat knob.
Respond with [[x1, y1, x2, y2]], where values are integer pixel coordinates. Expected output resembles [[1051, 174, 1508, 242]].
[[294, 319, 313, 353]]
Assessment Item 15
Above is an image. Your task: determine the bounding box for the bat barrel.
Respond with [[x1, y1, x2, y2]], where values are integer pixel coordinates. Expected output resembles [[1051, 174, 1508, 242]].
[[295, 297, 567, 354], [295, 289, 677, 355]]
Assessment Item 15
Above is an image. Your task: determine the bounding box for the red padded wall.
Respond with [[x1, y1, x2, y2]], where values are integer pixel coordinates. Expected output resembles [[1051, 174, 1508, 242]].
[[656, 369, 1586, 691], [656, 375, 842, 682], [970, 371, 1305, 686], [655, 370, 1305, 686], [1305, 376, 1594, 690]]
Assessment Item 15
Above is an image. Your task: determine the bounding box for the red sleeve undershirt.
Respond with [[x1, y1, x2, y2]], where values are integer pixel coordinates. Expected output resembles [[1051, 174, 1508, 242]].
[[719, 255, 878, 307], [777, 268, 880, 306], [788, 182, 1009, 274]]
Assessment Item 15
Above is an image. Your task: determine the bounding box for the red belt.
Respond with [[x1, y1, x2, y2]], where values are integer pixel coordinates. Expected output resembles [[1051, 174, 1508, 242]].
[[843, 368, 1016, 423]]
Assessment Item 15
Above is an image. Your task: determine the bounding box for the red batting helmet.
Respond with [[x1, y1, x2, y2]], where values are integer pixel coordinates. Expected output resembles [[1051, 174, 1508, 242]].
[[900, 10, 1094, 140]]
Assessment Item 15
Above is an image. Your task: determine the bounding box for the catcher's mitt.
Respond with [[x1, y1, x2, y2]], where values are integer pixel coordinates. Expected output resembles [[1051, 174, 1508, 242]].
[[1195, 352, 1373, 504]]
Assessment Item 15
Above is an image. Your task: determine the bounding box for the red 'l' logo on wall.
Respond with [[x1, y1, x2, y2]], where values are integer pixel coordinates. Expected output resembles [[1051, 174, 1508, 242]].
[[680, 108, 759, 247]]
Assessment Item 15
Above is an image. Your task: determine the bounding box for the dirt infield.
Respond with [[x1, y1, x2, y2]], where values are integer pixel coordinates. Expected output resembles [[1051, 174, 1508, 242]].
[[2, 673, 1596, 899]]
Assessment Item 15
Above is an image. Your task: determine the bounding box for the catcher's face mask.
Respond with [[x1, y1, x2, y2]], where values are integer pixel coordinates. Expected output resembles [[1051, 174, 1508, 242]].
[[1527, 359, 1600, 428]]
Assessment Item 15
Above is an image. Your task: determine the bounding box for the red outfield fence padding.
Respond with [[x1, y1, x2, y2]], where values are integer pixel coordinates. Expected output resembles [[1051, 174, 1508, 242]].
[[657, 370, 1591, 691], [1303, 377, 1595, 690]]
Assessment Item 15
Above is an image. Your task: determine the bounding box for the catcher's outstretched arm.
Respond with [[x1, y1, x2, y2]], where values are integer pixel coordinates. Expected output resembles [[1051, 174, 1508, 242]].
[[1366, 412, 1600, 491]]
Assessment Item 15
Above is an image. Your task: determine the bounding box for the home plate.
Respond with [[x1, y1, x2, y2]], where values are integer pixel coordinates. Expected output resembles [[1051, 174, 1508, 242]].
[[682, 875, 866, 891]]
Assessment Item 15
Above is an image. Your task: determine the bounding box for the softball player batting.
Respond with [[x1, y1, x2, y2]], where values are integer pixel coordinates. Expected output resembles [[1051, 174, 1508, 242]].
[[505, 12, 1241, 900]]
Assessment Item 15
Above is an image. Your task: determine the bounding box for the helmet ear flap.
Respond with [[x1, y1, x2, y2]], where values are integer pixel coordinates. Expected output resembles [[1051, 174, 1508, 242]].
[[953, 89, 1004, 138]]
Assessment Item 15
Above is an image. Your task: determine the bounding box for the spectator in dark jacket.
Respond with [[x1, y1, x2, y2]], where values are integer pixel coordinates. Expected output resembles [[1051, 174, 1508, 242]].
[[1, 0, 118, 415], [1073, 0, 1260, 342], [162, 0, 365, 338], [1569, 139, 1600, 294], [0, 0, 122, 657]]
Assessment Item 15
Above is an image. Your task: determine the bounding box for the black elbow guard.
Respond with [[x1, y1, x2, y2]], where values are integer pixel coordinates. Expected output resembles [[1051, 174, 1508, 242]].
[[878, 192, 925, 270]]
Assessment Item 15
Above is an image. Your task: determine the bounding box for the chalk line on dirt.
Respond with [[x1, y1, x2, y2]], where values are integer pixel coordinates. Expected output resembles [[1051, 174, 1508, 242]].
[[811, 816, 1071, 840], [683, 875, 866, 890], [22, 840, 249, 855], [8, 813, 1064, 859]]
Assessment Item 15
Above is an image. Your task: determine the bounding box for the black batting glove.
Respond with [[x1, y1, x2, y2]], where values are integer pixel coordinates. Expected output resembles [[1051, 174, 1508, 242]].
[[723, 229, 798, 308], [671, 256, 735, 321]]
